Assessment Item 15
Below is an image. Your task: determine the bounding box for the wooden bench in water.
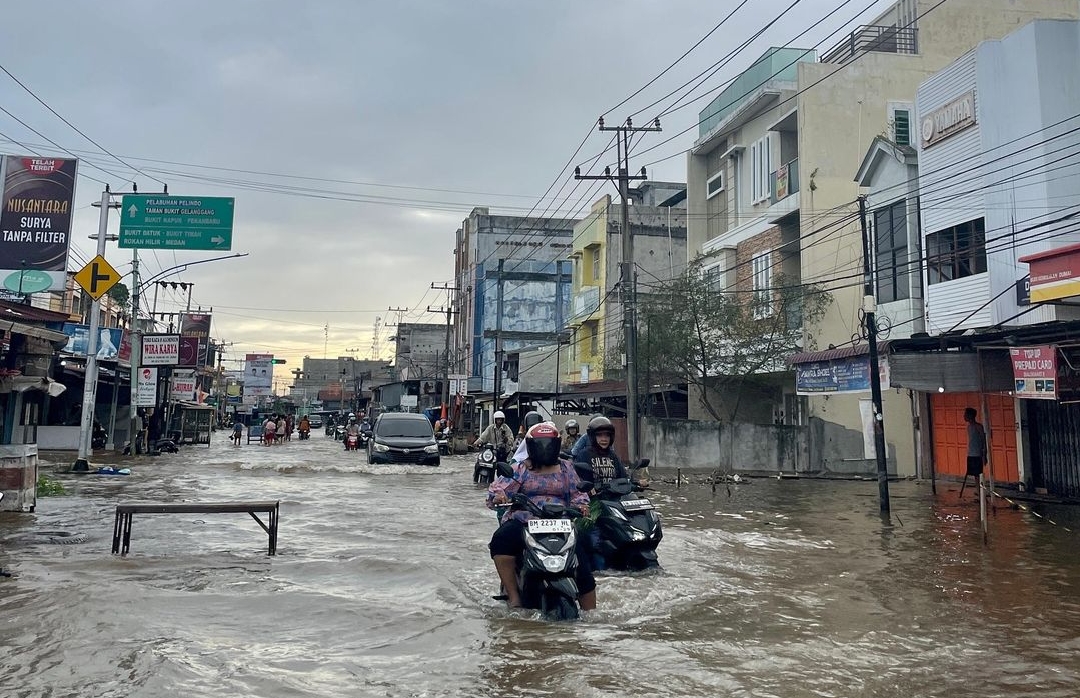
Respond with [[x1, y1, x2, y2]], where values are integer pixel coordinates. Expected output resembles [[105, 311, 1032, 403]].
[[111, 501, 280, 556]]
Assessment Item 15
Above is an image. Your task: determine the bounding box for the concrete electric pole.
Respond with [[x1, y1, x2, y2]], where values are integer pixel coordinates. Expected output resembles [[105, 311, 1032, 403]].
[[574, 116, 661, 465]]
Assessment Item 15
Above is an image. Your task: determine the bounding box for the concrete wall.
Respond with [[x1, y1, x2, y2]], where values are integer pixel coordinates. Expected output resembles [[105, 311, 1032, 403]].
[[640, 416, 897, 476]]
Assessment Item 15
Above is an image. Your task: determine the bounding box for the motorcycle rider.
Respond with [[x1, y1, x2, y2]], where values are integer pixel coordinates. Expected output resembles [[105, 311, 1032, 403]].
[[298, 415, 311, 439], [486, 423, 595, 610], [578, 416, 630, 487], [561, 419, 580, 452], [344, 415, 361, 449], [570, 413, 603, 461], [476, 410, 515, 460]]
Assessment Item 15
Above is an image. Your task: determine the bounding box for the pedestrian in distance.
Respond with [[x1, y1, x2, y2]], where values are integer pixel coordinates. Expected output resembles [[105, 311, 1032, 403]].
[[959, 407, 987, 499]]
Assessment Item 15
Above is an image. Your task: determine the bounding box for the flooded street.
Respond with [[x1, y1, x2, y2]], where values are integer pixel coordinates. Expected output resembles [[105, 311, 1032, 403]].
[[2, 433, 1080, 698]]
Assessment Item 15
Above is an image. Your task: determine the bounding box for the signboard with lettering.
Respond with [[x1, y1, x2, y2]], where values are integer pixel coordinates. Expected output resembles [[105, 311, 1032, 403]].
[[141, 334, 180, 365], [244, 353, 273, 396], [920, 90, 977, 148], [1010, 345, 1057, 400], [118, 195, 234, 250], [136, 367, 158, 406], [795, 355, 890, 396], [0, 155, 78, 292], [170, 369, 197, 402]]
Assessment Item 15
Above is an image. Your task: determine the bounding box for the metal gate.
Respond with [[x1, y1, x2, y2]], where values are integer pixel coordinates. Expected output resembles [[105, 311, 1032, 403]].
[[1027, 400, 1080, 499]]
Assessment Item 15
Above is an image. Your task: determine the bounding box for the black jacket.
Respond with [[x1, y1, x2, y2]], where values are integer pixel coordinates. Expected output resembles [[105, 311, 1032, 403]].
[[577, 444, 629, 486]]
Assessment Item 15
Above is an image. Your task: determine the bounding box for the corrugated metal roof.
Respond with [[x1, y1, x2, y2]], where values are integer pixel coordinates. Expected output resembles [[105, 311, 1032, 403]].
[[0, 299, 72, 323]]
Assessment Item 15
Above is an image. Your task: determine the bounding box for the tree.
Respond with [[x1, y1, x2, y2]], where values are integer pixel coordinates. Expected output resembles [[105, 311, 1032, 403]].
[[635, 259, 830, 423], [108, 282, 130, 309]]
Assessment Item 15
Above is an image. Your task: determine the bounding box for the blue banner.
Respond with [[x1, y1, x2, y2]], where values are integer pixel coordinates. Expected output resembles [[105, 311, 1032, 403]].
[[796, 355, 872, 395], [61, 323, 125, 360]]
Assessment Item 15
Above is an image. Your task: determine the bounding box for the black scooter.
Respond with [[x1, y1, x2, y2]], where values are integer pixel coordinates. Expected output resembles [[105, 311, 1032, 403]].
[[474, 445, 508, 485], [576, 459, 662, 572], [494, 467, 588, 621]]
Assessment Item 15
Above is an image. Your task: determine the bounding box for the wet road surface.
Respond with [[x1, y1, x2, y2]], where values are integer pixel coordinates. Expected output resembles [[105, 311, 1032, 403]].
[[2, 432, 1079, 697]]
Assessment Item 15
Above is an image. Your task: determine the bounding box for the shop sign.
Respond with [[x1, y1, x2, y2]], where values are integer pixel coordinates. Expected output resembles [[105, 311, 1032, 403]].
[[171, 369, 197, 402], [920, 90, 976, 148], [795, 355, 890, 396], [1020, 243, 1080, 302], [1010, 345, 1057, 400], [136, 367, 158, 406], [141, 334, 180, 365]]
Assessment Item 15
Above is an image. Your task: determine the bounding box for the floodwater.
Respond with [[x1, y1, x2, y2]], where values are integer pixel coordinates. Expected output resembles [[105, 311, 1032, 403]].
[[2, 432, 1079, 698]]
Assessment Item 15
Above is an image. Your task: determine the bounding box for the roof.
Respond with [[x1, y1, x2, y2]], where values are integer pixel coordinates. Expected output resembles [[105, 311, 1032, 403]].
[[0, 299, 72, 324], [789, 342, 892, 365]]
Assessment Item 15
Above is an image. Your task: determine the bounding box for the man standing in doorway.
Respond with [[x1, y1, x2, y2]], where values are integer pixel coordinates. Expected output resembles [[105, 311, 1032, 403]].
[[963, 407, 987, 492]]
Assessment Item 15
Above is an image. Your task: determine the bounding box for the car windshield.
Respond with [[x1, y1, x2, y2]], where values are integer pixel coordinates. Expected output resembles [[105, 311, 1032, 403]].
[[378, 420, 433, 438]]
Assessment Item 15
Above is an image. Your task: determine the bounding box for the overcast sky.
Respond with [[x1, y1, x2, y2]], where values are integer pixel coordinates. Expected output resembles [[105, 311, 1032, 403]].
[[0, 0, 890, 382]]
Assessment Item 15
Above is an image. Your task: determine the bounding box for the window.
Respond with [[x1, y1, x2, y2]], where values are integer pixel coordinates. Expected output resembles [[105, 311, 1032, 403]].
[[873, 200, 910, 303], [926, 218, 987, 285], [706, 171, 725, 199], [591, 247, 601, 283], [893, 109, 911, 146], [703, 264, 725, 293], [752, 251, 773, 318], [750, 135, 772, 203], [585, 320, 599, 356]]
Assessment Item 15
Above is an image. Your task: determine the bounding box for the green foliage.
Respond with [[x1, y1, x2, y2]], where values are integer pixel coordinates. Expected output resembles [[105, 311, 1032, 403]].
[[36, 474, 66, 497], [108, 282, 130, 308], [636, 258, 831, 422]]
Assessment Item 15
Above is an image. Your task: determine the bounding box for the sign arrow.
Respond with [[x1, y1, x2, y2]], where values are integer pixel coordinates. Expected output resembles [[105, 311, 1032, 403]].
[[127, 204, 138, 217], [211, 236, 225, 245]]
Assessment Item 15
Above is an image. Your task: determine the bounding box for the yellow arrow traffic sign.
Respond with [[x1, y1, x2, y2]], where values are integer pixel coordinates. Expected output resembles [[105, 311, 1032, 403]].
[[74, 255, 121, 300]]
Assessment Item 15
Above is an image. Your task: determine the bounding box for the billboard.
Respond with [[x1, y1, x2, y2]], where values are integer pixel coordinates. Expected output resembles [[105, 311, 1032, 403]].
[[0, 155, 79, 292], [795, 356, 890, 396], [180, 312, 211, 365], [61, 323, 130, 362], [244, 353, 273, 396], [170, 368, 196, 402]]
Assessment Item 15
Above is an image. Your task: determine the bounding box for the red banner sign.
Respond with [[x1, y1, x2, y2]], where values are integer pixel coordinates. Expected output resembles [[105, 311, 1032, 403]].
[[1010, 345, 1057, 400]]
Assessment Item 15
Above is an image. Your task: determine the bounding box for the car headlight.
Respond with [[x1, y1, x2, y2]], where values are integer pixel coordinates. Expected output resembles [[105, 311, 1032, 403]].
[[423, 445, 439, 453], [373, 442, 390, 452]]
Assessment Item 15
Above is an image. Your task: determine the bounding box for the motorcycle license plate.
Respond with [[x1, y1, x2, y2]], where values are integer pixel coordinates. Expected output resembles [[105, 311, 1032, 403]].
[[528, 519, 573, 534], [621, 498, 654, 511]]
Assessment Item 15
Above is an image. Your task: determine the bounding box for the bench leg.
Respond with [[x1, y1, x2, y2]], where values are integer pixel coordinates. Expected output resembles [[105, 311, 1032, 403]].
[[121, 514, 134, 555], [269, 505, 278, 555], [112, 510, 122, 554]]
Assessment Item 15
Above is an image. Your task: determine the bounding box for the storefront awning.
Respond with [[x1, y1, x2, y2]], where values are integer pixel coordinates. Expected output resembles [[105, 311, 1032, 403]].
[[0, 320, 68, 345], [0, 375, 67, 396]]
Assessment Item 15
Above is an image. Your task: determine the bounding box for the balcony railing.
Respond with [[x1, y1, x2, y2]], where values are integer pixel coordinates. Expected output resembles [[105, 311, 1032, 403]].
[[769, 158, 800, 205], [821, 25, 918, 65]]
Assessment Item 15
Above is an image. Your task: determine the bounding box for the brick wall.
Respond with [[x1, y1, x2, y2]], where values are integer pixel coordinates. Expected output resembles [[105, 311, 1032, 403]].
[[735, 226, 781, 294]]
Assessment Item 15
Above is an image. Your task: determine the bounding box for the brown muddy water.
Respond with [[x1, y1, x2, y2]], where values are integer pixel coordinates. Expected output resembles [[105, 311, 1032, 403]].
[[1, 431, 1078, 697]]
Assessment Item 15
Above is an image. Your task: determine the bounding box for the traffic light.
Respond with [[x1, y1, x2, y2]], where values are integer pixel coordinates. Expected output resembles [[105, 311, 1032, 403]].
[[272, 359, 287, 365]]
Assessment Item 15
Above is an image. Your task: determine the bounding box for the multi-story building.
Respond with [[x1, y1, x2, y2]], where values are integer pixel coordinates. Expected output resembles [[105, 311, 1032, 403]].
[[884, 18, 1080, 497], [393, 323, 446, 381], [564, 183, 687, 385], [292, 356, 392, 412], [452, 207, 576, 395], [686, 0, 1079, 477]]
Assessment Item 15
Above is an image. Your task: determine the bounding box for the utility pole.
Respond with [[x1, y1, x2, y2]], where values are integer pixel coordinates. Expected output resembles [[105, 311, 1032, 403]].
[[128, 250, 141, 456], [429, 281, 458, 421], [575, 116, 661, 465], [859, 195, 890, 513]]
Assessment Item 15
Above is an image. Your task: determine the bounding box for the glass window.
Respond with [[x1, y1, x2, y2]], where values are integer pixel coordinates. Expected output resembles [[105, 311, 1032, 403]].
[[750, 136, 772, 203], [926, 218, 987, 285], [591, 248, 601, 283], [706, 171, 724, 199], [874, 200, 910, 303], [752, 251, 773, 318]]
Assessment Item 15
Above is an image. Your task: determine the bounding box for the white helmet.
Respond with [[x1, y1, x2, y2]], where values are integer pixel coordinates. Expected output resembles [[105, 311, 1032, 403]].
[[493, 410, 505, 420]]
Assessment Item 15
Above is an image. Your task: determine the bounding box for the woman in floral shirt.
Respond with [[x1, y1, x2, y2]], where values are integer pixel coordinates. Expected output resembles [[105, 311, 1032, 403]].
[[487, 423, 594, 610]]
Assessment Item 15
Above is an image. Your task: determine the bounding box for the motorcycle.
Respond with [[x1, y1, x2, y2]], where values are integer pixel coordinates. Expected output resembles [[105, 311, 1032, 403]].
[[334, 425, 346, 442], [325, 421, 335, 437], [495, 468, 588, 621], [436, 429, 451, 456], [344, 433, 360, 451], [576, 459, 662, 572], [298, 428, 311, 441], [473, 445, 500, 485]]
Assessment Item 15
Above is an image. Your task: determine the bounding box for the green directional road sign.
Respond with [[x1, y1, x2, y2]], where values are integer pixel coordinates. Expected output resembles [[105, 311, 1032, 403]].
[[118, 195, 235, 250]]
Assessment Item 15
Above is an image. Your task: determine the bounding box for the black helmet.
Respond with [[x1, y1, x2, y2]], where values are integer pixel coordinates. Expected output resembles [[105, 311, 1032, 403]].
[[523, 411, 544, 431], [587, 415, 615, 444], [525, 423, 561, 468]]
